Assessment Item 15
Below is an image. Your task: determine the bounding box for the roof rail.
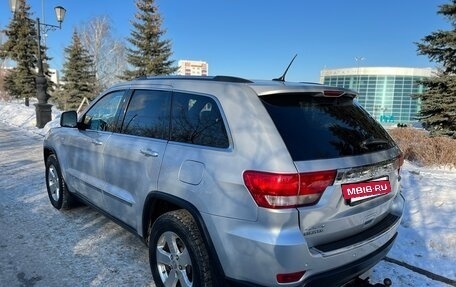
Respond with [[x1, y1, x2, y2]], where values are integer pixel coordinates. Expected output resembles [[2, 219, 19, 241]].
[[133, 75, 253, 83], [212, 76, 253, 83]]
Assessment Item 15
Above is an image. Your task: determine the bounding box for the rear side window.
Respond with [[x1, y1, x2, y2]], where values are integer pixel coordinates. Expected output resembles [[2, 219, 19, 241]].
[[171, 92, 229, 148], [261, 93, 395, 161], [121, 90, 171, 139]]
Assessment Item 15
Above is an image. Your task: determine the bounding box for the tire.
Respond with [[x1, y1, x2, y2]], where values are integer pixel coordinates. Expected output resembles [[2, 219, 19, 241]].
[[149, 209, 214, 287], [45, 154, 75, 210]]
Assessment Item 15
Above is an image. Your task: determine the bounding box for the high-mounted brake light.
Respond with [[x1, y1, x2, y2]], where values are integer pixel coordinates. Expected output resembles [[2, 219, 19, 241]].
[[323, 90, 344, 97], [243, 170, 336, 209]]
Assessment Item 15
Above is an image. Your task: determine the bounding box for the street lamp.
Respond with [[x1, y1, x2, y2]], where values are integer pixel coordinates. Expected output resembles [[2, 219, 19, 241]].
[[9, 0, 66, 128]]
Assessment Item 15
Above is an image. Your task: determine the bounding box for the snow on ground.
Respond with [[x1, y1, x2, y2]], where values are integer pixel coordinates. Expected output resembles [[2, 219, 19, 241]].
[[392, 164, 455, 276], [1, 99, 455, 286], [371, 161, 456, 286], [0, 99, 61, 137]]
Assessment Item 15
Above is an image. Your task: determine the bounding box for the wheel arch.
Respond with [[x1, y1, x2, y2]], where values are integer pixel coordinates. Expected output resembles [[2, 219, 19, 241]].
[[43, 146, 56, 162], [142, 191, 226, 280]]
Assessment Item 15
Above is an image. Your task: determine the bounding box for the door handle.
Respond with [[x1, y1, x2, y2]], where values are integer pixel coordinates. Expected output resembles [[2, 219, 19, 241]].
[[91, 139, 103, 145], [140, 149, 159, 157]]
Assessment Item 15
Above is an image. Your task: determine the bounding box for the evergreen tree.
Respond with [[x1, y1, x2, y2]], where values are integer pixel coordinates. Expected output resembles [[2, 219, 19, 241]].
[[0, 0, 37, 105], [122, 0, 177, 80], [57, 31, 96, 110], [416, 0, 456, 138], [0, 0, 54, 106]]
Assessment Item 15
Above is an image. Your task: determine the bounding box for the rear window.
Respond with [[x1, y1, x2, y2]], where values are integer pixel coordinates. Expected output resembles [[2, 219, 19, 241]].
[[260, 93, 396, 161]]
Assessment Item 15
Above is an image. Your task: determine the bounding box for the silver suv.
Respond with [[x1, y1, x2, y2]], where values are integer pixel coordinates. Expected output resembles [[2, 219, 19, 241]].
[[43, 76, 404, 287]]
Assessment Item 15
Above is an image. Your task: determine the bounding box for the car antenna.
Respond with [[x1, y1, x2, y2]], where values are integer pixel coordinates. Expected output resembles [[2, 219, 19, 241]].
[[273, 54, 297, 82]]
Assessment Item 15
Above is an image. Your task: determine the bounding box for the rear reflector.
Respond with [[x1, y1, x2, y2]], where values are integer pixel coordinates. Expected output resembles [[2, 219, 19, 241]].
[[277, 271, 306, 283], [243, 170, 336, 209]]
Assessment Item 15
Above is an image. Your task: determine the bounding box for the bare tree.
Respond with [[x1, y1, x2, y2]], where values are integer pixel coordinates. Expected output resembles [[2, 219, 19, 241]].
[[79, 16, 127, 93]]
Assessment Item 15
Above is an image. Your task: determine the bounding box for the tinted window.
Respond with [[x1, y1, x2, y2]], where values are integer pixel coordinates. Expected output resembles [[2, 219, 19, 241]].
[[261, 93, 396, 161], [171, 92, 229, 148], [121, 90, 171, 139], [83, 90, 125, 131]]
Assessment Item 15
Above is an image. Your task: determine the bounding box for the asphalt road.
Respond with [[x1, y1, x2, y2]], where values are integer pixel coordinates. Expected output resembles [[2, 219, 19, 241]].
[[0, 125, 155, 287]]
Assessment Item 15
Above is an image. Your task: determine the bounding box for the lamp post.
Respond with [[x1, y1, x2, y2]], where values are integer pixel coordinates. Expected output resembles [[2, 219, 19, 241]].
[[9, 0, 66, 128]]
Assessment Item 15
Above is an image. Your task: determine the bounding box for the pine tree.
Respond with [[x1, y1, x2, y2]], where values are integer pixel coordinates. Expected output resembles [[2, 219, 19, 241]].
[[416, 0, 456, 138], [57, 31, 97, 110], [0, 0, 54, 106], [0, 0, 37, 105], [122, 0, 177, 80]]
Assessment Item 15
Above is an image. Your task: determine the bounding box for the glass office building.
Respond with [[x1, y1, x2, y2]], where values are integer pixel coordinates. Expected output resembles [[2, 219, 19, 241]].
[[320, 67, 434, 125]]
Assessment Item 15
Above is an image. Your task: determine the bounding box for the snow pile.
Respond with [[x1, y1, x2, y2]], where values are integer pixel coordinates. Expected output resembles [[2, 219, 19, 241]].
[[0, 99, 61, 137], [1, 99, 455, 286], [397, 164, 456, 272], [371, 163, 456, 285]]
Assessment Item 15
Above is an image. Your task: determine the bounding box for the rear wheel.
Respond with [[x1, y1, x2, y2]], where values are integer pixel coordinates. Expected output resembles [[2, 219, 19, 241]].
[[45, 154, 75, 209], [149, 209, 214, 287]]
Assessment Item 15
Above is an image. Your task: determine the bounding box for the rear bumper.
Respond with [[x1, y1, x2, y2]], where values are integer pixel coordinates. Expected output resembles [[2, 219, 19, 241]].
[[302, 233, 397, 287], [204, 193, 404, 287], [228, 233, 397, 287]]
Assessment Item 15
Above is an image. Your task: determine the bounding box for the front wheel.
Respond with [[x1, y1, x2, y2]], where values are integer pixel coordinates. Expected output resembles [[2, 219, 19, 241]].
[[149, 209, 214, 287], [45, 154, 75, 209]]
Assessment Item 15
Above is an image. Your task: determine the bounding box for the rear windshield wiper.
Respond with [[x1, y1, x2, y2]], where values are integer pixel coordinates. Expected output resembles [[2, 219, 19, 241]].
[[360, 138, 389, 150]]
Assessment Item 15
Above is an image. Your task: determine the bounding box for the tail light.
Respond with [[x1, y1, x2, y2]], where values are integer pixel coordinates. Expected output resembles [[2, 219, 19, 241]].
[[243, 170, 336, 209], [323, 90, 344, 97]]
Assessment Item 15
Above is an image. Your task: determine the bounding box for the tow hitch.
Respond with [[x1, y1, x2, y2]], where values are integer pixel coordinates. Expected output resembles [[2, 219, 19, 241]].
[[345, 277, 392, 287]]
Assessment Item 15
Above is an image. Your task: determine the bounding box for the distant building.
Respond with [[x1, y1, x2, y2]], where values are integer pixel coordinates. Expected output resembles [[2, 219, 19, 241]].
[[0, 65, 60, 88], [320, 67, 434, 125], [178, 60, 208, 76], [48, 68, 59, 86]]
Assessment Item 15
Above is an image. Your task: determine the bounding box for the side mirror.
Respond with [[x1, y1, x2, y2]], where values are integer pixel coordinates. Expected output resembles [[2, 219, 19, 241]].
[[60, 111, 78, 128]]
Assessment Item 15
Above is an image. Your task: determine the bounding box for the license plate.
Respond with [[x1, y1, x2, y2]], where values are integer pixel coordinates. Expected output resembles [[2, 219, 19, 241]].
[[341, 179, 391, 203]]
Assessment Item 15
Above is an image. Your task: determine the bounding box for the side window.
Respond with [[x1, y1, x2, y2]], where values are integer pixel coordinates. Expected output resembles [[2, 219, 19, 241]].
[[83, 90, 125, 132], [171, 92, 229, 148], [121, 90, 171, 139]]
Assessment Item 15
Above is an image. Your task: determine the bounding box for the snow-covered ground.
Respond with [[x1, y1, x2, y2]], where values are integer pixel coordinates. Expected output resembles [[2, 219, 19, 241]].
[[1, 99, 455, 286], [371, 162, 456, 286], [0, 99, 61, 137]]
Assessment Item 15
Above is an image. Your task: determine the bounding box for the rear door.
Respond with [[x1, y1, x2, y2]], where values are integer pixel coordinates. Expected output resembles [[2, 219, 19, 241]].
[[102, 89, 171, 228], [260, 92, 402, 247]]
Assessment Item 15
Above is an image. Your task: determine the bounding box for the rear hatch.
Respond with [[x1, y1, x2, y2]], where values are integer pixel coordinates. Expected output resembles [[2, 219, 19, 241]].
[[259, 88, 403, 252]]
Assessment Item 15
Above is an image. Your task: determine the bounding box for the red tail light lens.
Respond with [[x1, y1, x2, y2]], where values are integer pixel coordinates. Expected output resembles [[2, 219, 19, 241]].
[[323, 90, 344, 97], [243, 170, 336, 209], [300, 170, 337, 198], [243, 171, 299, 208]]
